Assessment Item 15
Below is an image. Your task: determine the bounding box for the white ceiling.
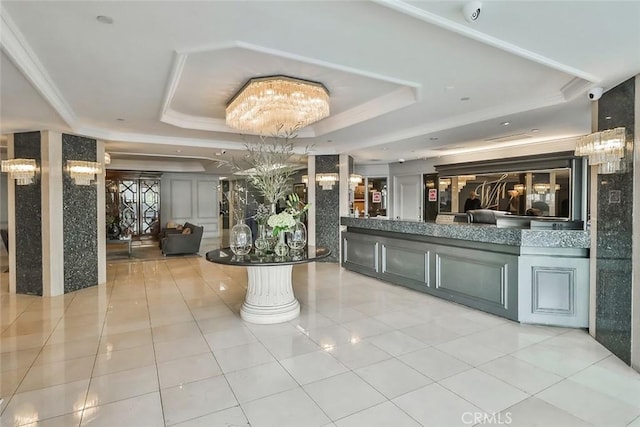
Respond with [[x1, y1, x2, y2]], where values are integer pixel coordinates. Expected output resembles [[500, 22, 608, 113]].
[[1, 1, 639, 172]]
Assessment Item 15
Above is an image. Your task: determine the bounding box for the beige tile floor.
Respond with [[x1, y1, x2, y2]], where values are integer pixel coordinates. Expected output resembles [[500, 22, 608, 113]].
[[1, 252, 640, 426]]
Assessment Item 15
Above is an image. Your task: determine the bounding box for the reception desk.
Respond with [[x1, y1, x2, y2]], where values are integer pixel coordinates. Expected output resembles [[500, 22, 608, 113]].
[[340, 217, 590, 327]]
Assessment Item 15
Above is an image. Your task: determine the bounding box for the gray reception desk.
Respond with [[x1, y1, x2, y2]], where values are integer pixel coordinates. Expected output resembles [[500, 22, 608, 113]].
[[340, 217, 591, 328]]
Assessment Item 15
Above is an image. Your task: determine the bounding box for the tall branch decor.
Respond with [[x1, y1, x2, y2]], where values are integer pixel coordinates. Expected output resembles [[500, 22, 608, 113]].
[[233, 125, 304, 207]]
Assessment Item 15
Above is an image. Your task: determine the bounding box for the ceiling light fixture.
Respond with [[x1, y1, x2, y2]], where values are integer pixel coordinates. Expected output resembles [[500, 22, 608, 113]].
[[575, 127, 629, 174], [226, 75, 329, 134]]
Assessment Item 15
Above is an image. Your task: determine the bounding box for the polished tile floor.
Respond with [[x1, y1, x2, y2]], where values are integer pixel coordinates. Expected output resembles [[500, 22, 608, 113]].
[[1, 255, 640, 426]]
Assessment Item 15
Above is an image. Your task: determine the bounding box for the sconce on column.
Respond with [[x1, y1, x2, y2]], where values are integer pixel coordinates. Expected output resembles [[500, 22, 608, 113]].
[[67, 160, 102, 185], [315, 173, 338, 190], [349, 174, 363, 190], [1, 158, 38, 185]]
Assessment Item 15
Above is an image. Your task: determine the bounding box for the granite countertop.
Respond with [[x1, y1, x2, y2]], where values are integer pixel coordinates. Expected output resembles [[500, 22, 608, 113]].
[[340, 217, 590, 248]]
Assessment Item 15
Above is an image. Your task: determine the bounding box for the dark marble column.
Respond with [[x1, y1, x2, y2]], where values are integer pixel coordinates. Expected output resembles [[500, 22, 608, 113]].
[[315, 155, 339, 262], [595, 77, 635, 364], [62, 134, 99, 292], [14, 132, 43, 295]]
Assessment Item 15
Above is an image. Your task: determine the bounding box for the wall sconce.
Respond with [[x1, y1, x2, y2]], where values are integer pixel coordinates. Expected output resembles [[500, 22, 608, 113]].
[[302, 175, 308, 185], [349, 174, 362, 190], [67, 160, 102, 185], [575, 127, 629, 174], [439, 178, 451, 191], [104, 152, 111, 165], [1, 158, 38, 185], [316, 173, 338, 190]]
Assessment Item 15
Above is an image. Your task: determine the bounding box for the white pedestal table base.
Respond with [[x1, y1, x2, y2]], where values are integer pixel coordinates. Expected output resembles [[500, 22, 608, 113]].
[[241, 264, 300, 324]]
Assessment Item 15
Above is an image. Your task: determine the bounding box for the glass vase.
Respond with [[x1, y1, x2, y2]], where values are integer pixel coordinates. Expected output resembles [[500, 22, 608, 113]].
[[274, 231, 289, 257], [254, 223, 270, 255], [230, 220, 252, 256], [287, 220, 307, 252]]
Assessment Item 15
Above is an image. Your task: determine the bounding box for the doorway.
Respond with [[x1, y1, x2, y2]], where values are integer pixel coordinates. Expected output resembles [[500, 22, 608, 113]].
[[106, 174, 161, 240]]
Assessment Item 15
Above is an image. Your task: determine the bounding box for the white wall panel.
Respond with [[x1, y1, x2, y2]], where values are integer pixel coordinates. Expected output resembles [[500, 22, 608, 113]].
[[161, 174, 219, 238]]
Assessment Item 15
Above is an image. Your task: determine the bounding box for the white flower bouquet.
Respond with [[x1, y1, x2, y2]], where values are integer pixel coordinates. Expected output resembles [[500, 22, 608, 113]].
[[267, 211, 296, 236]]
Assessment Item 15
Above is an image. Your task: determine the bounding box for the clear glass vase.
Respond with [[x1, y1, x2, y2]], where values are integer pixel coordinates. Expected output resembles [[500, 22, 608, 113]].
[[274, 231, 289, 257], [230, 220, 252, 256], [287, 220, 307, 252], [254, 223, 270, 255]]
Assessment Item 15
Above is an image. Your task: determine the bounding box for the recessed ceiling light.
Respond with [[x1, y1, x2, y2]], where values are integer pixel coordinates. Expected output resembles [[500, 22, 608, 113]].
[[398, 158, 405, 162], [429, 137, 438, 141], [96, 15, 114, 24], [501, 121, 510, 126], [445, 85, 455, 90], [382, 147, 389, 151], [531, 128, 540, 132], [605, 116, 612, 120], [176, 149, 182, 153]]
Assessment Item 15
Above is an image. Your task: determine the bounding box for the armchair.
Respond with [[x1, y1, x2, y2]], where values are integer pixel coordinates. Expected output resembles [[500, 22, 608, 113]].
[[161, 222, 204, 255]]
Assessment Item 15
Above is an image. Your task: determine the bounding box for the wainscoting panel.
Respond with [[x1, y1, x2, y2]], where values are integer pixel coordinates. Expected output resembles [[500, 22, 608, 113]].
[[381, 242, 429, 286], [342, 232, 378, 275]]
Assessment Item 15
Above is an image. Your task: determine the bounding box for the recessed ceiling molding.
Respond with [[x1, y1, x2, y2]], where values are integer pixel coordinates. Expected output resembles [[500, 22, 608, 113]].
[[312, 87, 418, 136], [161, 107, 317, 137], [373, 0, 600, 83], [180, 40, 423, 89], [0, 7, 77, 127], [160, 41, 421, 137]]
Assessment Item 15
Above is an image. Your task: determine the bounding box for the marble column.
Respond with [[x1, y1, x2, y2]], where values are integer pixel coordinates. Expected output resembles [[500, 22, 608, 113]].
[[314, 155, 340, 262], [593, 76, 637, 366], [7, 131, 104, 296]]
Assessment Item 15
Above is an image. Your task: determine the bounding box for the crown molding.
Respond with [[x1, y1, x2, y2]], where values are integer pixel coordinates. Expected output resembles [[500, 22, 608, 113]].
[[0, 7, 77, 126], [374, 0, 600, 84]]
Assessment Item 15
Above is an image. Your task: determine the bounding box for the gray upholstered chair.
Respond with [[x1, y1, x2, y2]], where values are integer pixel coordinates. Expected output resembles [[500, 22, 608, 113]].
[[161, 222, 204, 255]]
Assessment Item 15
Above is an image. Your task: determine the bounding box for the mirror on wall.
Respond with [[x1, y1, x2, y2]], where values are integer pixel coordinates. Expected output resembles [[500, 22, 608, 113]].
[[439, 168, 571, 218]]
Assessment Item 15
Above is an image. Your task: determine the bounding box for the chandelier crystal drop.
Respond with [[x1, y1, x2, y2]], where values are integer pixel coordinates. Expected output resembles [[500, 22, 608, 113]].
[[226, 76, 329, 134]]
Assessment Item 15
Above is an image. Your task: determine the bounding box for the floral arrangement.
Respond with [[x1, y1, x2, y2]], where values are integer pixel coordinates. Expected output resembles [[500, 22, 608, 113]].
[[254, 203, 271, 225], [267, 211, 296, 236], [285, 193, 310, 221]]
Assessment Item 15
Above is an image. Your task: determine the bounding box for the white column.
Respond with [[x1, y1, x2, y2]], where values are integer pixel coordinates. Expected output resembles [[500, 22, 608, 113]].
[[97, 140, 106, 284], [307, 155, 316, 246], [589, 102, 598, 337], [7, 135, 16, 294], [241, 265, 300, 324], [41, 131, 64, 296]]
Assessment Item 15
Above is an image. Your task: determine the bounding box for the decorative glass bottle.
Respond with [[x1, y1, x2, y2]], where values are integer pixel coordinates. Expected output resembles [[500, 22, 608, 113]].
[[230, 220, 252, 256], [274, 231, 289, 257], [254, 223, 270, 255], [287, 220, 307, 252]]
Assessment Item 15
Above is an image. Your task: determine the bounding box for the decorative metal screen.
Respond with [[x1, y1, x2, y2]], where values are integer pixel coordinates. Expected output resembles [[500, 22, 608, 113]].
[[116, 178, 160, 237]]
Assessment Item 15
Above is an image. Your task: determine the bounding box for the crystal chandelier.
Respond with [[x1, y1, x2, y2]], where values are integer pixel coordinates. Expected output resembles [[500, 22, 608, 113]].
[[1, 158, 37, 185], [575, 127, 629, 174], [226, 75, 329, 134]]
